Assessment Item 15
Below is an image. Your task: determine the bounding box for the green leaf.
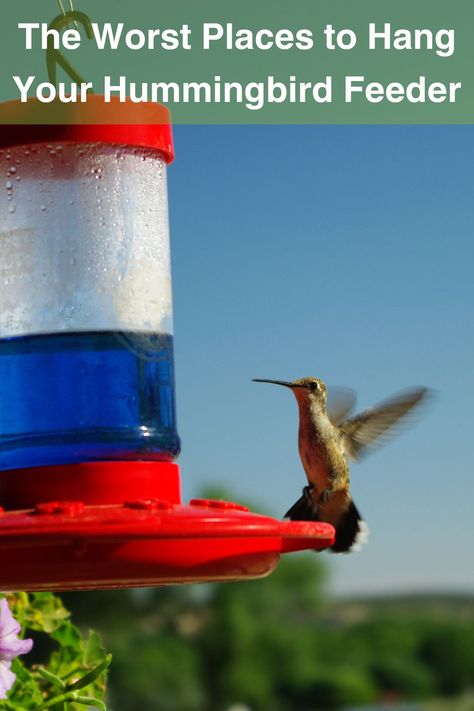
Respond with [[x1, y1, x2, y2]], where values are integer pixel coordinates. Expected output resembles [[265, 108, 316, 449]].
[[83, 630, 106, 668], [7, 658, 43, 707], [68, 654, 111, 692], [35, 689, 107, 710], [38, 668, 66, 690], [51, 621, 82, 648], [35, 691, 72, 709], [16, 592, 70, 634], [73, 696, 106, 710]]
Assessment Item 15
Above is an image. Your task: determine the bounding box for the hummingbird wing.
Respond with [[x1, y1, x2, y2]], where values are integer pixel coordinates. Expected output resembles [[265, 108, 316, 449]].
[[339, 387, 429, 461], [327, 387, 357, 426]]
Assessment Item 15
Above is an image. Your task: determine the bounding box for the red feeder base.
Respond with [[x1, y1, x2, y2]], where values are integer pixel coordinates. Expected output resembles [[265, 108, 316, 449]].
[[0, 462, 335, 591]]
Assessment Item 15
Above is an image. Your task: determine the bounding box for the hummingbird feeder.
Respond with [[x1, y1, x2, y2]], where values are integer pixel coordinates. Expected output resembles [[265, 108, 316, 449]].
[[0, 97, 335, 591]]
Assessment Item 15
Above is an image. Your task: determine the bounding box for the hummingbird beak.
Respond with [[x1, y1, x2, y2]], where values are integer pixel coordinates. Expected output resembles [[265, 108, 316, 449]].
[[252, 379, 295, 388]]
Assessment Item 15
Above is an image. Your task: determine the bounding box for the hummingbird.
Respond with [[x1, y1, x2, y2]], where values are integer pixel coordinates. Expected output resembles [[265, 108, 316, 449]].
[[253, 377, 429, 553]]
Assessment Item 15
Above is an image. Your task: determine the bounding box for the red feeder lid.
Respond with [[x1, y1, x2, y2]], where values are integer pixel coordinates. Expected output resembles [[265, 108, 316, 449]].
[[0, 96, 174, 163], [0, 462, 335, 591]]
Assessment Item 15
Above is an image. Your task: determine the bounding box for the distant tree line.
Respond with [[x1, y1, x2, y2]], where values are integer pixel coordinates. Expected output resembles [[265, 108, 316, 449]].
[[62, 552, 474, 710]]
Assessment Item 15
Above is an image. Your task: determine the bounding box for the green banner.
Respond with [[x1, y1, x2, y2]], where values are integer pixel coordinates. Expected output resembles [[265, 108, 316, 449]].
[[1, 0, 472, 123]]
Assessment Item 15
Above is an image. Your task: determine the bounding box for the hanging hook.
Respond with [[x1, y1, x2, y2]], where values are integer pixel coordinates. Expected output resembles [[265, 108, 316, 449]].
[[46, 11, 94, 91], [57, 0, 68, 16]]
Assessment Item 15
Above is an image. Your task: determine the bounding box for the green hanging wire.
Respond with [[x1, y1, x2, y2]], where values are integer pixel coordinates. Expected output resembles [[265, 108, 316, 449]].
[[47, 5, 94, 90]]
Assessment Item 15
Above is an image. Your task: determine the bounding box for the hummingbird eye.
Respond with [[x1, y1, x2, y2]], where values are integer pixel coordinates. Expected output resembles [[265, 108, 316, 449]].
[[309, 381, 319, 392]]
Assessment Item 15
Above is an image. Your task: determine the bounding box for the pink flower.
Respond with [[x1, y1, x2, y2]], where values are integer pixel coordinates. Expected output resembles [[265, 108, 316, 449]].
[[0, 598, 33, 699]]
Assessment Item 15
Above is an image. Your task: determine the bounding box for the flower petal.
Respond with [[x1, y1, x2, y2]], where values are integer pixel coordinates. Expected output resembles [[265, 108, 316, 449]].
[[0, 636, 33, 661], [0, 599, 33, 666], [0, 599, 20, 639], [0, 660, 16, 699]]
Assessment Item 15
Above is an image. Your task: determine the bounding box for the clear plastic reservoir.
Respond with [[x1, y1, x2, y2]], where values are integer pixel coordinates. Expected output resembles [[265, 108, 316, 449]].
[[0, 140, 180, 470]]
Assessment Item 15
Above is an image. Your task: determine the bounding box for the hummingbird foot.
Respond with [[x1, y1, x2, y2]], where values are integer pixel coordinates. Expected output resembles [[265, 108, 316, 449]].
[[302, 485, 314, 502], [319, 489, 332, 504], [284, 485, 317, 522]]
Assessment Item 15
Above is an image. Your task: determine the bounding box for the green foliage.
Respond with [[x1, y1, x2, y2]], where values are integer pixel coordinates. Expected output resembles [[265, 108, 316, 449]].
[[199, 554, 327, 710], [419, 622, 474, 696], [304, 667, 377, 709], [371, 656, 434, 698], [62, 573, 474, 711], [1, 592, 111, 711]]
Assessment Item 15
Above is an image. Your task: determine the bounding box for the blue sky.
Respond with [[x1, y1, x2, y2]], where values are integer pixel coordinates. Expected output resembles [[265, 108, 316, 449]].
[[167, 126, 474, 596]]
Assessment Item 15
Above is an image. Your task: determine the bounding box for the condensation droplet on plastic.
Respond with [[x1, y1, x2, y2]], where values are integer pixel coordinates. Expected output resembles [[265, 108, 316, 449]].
[[9, 166, 16, 175], [40, 204, 47, 211], [5, 180, 12, 190], [8, 204, 15, 214]]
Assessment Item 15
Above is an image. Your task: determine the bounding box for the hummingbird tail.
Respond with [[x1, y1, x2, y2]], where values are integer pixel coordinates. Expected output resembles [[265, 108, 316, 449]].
[[331, 500, 369, 553], [284, 492, 369, 554]]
